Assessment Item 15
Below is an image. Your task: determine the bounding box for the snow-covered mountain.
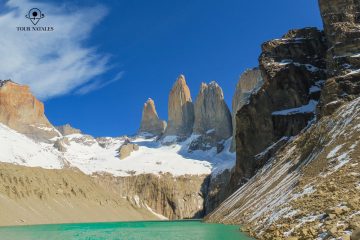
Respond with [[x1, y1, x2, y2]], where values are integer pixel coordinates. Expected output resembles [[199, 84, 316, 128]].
[[0, 121, 235, 177]]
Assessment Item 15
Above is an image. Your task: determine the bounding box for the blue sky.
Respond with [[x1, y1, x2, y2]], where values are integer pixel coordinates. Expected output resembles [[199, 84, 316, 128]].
[[1, 0, 323, 137]]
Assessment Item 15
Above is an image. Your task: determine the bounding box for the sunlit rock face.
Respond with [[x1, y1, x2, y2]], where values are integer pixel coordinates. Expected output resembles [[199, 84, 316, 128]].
[[139, 98, 166, 136], [0, 80, 59, 141], [164, 75, 194, 137], [193, 81, 232, 141]]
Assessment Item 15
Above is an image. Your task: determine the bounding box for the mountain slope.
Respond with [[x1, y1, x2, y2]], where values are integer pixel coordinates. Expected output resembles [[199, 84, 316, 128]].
[[206, 95, 360, 239], [0, 163, 158, 226]]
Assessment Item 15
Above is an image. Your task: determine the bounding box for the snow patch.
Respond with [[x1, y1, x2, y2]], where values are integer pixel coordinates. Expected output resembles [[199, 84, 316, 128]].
[[272, 100, 318, 116]]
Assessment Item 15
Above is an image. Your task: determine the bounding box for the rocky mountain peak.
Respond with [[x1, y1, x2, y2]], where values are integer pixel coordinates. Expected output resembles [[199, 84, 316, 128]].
[[0, 79, 14, 87], [164, 75, 194, 137], [56, 124, 82, 136], [193, 81, 232, 141], [0, 80, 59, 141], [139, 98, 166, 135]]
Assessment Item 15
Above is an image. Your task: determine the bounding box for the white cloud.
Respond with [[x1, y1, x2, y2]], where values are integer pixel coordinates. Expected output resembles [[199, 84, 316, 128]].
[[0, 0, 114, 99], [75, 71, 124, 95]]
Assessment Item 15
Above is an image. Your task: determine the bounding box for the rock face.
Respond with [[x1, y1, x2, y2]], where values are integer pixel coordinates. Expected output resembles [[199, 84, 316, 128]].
[[230, 28, 327, 189], [53, 138, 70, 152], [231, 69, 263, 151], [0, 163, 157, 226], [204, 169, 232, 215], [317, 0, 360, 117], [207, 2, 360, 239], [193, 81, 232, 141], [207, 95, 360, 240], [96, 173, 209, 220], [56, 124, 81, 136], [164, 75, 194, 137], [139, 98, 166, 135], [0, 80, 59, 141], [117, 139, 139, 160]]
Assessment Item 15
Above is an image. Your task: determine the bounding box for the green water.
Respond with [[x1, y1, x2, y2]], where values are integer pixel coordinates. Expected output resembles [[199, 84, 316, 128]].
[[0, 220, 252, 240]]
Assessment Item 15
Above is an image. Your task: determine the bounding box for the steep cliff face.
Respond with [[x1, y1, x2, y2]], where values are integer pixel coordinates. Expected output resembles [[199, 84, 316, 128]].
[[193, 81, 232, 141], [0, 80, 59, 140], [139, 98, 166, 136], [207, 1, 360, 239], [317, 0, 360, 116], [164, 75, 195, 137], [231, 28, 327, 188], [207, 95, 360, 240], [231, 69, 263, 151], [95, 173, 209, 219]]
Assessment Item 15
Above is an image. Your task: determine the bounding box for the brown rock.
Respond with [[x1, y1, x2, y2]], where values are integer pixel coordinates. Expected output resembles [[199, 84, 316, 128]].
[[139, 98, 166, 136], [118, 139, 139, 160], [164, 75, 194, 137], [352, 229, 360, 240], [193, 81, 232, 140], [0, 80, 59, 141]]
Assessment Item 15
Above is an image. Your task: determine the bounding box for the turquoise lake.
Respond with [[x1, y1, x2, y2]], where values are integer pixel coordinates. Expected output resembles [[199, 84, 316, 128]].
[[0, 220, 252, 240]]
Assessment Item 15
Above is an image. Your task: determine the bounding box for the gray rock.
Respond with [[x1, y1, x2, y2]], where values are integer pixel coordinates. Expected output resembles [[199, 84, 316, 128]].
[[53, 138, 70, 152], [56, 124, 81, 136], [193, 81, 232, 141], [230, 69, 263, 151]]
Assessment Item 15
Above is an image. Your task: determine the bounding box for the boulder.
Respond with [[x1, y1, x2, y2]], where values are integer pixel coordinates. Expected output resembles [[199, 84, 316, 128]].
[[164, 75, 194, 137], [193, 81, 232, 141], [139, 98, 166, 136], [231, 69, 263, 151], [118, 139, 139, 160], [53, 138, 70, 152], [0, 80, 59, 141]]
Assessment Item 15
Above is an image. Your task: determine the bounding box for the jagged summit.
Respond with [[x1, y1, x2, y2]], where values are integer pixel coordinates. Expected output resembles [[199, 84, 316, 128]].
[[164, 75, 194, 137], [0, 79, 13, 87], [0, 80, 59, 141], [139, 98, 166, 135], [193, 81, 232, 141]]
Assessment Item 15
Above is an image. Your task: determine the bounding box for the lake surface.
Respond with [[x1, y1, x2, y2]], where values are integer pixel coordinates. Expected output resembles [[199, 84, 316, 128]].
[[0, 220, 252, 240]]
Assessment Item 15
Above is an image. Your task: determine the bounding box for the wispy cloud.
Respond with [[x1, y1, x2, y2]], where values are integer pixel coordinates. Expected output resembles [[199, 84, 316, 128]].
[[0, 0, 114, 99], [76, 71, 124, 95]]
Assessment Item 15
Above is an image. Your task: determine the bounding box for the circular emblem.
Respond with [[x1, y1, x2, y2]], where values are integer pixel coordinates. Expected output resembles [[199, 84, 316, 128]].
[[25, 8, 45, 25]]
